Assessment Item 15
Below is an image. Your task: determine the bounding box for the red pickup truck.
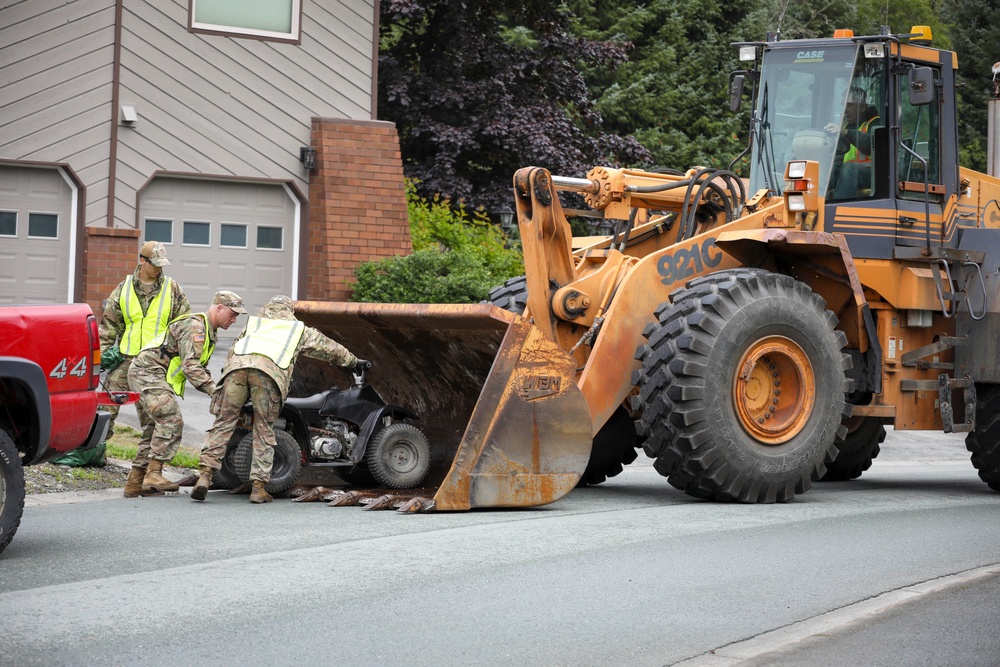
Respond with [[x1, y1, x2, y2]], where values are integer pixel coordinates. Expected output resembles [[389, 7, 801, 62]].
[[0, 304, 137, 556]]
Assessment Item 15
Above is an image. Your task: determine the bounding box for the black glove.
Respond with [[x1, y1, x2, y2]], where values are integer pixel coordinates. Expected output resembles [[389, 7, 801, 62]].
[[353, 358, 371, 372]]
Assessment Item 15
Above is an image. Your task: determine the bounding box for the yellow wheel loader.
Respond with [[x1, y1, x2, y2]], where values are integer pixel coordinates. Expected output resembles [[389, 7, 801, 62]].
[[294, 26, 1000, 510]]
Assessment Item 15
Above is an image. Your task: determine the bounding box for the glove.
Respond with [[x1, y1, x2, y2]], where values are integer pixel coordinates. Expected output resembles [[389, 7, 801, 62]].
[[100, 345, 124, 372], [353, 358, 371, 372]]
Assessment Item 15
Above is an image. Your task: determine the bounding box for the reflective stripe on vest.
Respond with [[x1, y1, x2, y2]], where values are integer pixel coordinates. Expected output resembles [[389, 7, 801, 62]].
[[844, 116, 879, 164], [141, 313, 215, 396], [118, 276, 174, 356], [234, 317, 305, 369]]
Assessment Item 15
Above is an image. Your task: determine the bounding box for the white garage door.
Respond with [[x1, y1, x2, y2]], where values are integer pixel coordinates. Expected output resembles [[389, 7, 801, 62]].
[[139, 178, 297, 336], [0, 165, 75, 304]]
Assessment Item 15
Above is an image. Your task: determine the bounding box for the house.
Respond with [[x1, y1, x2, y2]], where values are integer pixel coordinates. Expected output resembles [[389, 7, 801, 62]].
[[0, 0, 410, 320]]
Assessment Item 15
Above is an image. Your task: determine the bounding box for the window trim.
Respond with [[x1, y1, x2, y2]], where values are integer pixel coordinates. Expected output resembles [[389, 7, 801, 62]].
[[188, 0, 302, 44], [0, 210, 16, 237], [144, 218, 175, 245], [26, 211, 59, 240], [182, 219, 213, 247], [255, 224, 285, 251], [220, 221, 249, 249]]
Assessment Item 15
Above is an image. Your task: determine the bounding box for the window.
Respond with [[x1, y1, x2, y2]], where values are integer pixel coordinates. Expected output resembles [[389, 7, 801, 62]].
[[256, 226, 283, 250], [0, 211, 15, 237], [145, 219, 173, 244], [183, 221, 211, 246], [897, 69, 941, 202], [190, 0, 301, 42], [220, 223, 247, 248], [27, 213, 58, 239]]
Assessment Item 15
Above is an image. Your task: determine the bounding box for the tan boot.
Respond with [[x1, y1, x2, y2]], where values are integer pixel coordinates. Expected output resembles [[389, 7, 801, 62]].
[[142, 459, 180, 493], [190, 465, 213, 501], [123, 466, 146, 498], [249, 480, 272, 504]]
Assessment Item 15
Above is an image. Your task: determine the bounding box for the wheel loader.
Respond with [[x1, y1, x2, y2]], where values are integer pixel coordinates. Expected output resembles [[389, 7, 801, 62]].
[[292, 25, 1000, 511]]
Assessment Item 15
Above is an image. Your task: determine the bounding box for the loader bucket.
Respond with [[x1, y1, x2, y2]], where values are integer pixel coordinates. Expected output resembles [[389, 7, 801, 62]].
[[292, 302, 594, 510]]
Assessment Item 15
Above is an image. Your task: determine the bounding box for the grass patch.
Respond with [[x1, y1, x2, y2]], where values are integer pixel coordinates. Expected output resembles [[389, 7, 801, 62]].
[[107, 425, 200, 469]]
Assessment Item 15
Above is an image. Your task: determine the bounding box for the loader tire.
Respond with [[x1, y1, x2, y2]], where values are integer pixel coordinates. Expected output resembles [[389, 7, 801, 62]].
[[365, 423, 431, 489], [578, 406, 640, 486], [232, 430, 303, 495], [634, 269, 852, 503], [485, 276, 528, 314], [211, 428, 248, 490], [0, 430, 25, 556], [966, 383, 1000, 492], [820, 416, 885, 481]]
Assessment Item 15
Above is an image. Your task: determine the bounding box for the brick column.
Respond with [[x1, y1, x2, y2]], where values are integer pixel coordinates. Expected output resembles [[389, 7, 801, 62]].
[[306, 118, 410, 301], [83, 227, 140, 319]]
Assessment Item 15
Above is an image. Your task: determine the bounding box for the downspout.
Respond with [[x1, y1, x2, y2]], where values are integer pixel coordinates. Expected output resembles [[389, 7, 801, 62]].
[[106, 0, 125, 227]]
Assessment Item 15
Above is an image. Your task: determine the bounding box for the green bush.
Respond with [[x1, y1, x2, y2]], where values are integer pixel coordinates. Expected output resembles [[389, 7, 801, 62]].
[[351, 181, 523, 304]]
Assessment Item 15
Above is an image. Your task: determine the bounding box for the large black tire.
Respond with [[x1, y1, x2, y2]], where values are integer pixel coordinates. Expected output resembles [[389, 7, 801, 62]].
[[634, 269, 852, 503], [966, 383, 1000, 491], [336, 463, 376, 486], [820, 416, 885, 481], [232, 430, 303, 494], [212, 428, 248, 490], [0, 430, 25, 556], [578, 407, 640, 487], [484, 275, 527, 314], [364, 423, 431, 489]]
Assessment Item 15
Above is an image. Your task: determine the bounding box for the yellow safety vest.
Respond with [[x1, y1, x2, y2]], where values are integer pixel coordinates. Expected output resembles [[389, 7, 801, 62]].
[[844, 116, 879, 164], [235, 317, 305, 369], [142, 313, 215, 396], [118, 275, 174, 356]]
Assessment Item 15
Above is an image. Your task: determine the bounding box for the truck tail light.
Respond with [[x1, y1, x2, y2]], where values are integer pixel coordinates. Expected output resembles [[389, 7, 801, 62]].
[[87, 314, 100, 390]]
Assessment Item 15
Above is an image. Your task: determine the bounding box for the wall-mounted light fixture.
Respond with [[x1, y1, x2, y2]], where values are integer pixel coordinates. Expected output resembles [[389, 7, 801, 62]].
[[120, 104, 138, 125], [299, 146, 317, 170]]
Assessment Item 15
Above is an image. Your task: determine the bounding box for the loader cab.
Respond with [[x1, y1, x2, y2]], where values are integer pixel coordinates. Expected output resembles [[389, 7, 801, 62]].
[[739, 28, 958, 258]]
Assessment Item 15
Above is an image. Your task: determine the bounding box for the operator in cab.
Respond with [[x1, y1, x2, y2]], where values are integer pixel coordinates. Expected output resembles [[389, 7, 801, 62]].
[[825, 86, 881, 200]]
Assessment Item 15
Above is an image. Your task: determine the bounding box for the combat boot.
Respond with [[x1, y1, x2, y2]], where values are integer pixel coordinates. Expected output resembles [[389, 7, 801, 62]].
[[190, 465, 213, 501], [142, 459, 179, 493], [123, 466, 146, 498], [249, 480, 272, 504]]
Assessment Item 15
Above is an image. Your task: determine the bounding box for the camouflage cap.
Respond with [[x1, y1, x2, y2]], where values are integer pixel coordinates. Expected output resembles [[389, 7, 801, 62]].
[[213, 290, 248, 314], [258, 294, 295, 320], [139, 240, 170, 267]]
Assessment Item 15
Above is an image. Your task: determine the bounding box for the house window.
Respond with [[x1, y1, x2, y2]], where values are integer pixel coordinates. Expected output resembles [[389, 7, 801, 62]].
[[190, 0, 301, 42], [183, 221, 211, 246], [0, 211, 15, 237], [145, 219, 173, 244], [256, 226, 283, 250], [220, 223, 248, 248], [27, 213, 58, 239]]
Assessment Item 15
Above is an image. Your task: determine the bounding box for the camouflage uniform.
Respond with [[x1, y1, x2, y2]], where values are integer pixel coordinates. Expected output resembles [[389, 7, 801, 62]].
[[128, 314, 217, 467], [201, 295, 358, 483], [99, 264, 189, 433]]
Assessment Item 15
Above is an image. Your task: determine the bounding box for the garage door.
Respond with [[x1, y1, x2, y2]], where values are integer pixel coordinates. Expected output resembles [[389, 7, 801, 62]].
[[0, 165, 75, 304], [139, 178, 298, 336]]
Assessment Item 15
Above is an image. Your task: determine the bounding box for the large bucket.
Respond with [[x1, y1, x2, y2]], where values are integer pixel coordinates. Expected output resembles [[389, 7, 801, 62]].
[[292, 302, 594, 510]]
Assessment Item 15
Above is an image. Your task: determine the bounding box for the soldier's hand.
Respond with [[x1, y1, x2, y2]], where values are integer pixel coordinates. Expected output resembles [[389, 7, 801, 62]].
[[353, 358, 371, 372]]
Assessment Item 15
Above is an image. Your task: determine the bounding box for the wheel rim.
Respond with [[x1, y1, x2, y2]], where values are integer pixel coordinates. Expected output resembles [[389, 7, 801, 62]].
[[385, 439, 420, 475], [733, 335, 815, 445]]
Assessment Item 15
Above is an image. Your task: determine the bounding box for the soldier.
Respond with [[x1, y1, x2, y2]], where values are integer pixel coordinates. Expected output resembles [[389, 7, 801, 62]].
[[98, 241, 190, 453], [191, 295, 366, 504], [124, 291, 246, 497]]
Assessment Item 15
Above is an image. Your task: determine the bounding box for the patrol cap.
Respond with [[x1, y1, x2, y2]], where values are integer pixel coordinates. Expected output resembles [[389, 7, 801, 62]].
[[213, 290, 248, 314], [139, 240, 171, 267], [258, 294, 295, 320]]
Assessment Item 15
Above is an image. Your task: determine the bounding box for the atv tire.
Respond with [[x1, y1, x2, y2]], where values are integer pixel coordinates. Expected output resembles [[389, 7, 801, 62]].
[[232, 429, 302, 495], [966, 383, 1000, 491], [364, 423, 431, 489], [212, 428, 248, 490], [634, 269, 852, 503], [820, 416, 885, 481], [0, 430, 25, 556]]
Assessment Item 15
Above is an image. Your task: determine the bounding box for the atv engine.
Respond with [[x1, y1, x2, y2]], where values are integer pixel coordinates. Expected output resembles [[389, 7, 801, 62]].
[[310, 418, 357, 460]]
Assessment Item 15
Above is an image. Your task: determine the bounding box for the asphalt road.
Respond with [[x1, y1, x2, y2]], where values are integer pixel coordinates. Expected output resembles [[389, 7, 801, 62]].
[[2, 428, 999, 667]]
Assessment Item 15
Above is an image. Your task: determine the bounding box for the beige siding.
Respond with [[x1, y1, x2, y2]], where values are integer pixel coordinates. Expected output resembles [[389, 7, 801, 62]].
[[114, 0, 375, 228], [0, 0, 116, 228]]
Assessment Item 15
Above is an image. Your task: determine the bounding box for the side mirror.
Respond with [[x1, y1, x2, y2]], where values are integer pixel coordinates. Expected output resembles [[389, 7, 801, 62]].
[[908, 67, 934, 106], [729, 73, 746, 112]]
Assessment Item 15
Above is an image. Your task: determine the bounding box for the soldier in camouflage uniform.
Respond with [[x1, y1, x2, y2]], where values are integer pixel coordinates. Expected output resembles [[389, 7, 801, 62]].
[[191, 295, 366, 504], [124, 291, 246, 497], [98, 241, 190, 447]]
